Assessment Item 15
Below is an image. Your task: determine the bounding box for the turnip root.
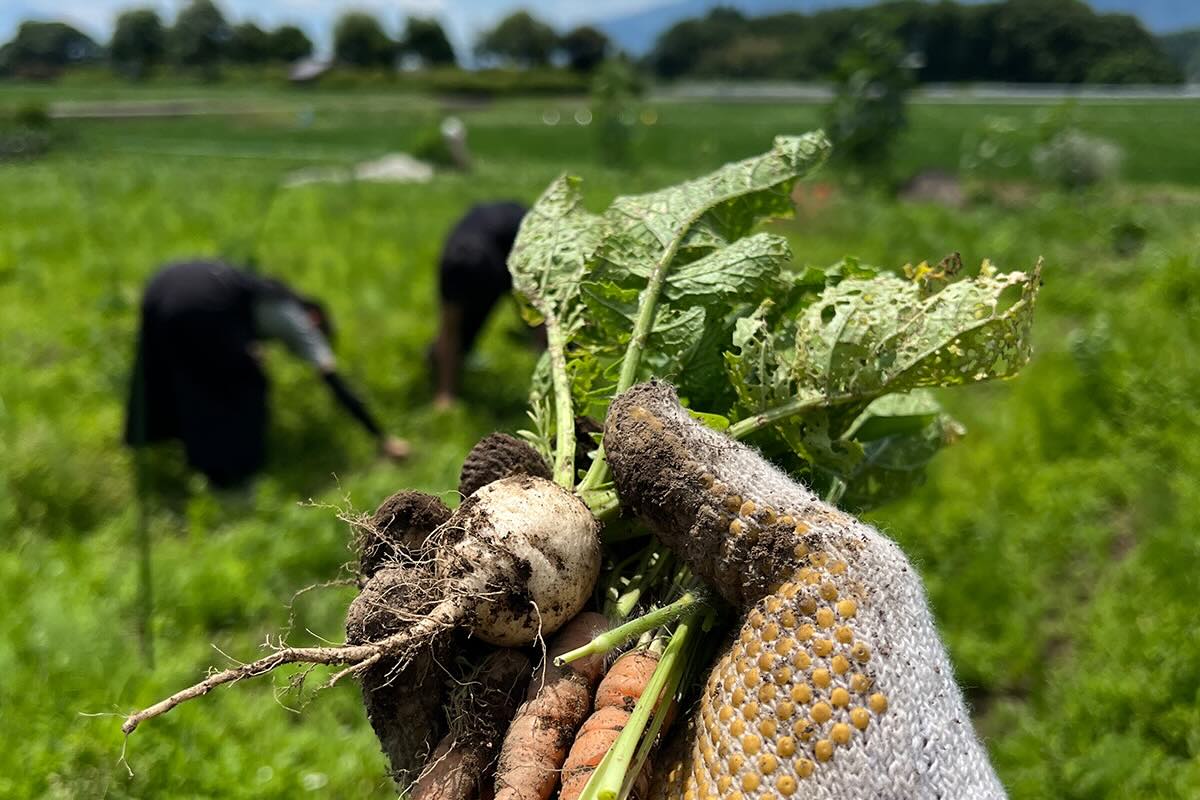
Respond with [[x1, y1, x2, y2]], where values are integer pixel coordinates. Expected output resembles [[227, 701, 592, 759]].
[[431, 475, 601, 646], [121, 475, 601, 735], [603, 381, 1006, 799], [346, 563, 448, 785], [348, 490, 455, 782]]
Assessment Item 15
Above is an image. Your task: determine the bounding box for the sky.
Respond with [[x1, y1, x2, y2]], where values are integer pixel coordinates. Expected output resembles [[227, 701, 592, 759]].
[[0, 0, 663, 55]]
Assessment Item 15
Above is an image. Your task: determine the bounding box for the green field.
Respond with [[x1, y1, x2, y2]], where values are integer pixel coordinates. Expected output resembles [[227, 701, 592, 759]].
[[2, 89, 1199, 799]]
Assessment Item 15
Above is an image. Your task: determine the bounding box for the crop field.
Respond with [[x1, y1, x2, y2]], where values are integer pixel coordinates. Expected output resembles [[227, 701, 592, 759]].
[[2, 89, 1199, 799]]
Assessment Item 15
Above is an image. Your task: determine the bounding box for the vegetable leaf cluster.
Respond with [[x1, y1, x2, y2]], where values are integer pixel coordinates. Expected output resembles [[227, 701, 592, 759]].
[[510, 132, 1042, 509]]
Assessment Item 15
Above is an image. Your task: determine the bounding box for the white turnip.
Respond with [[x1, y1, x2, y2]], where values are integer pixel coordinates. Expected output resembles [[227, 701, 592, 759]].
[[122, 474, 601, 735]]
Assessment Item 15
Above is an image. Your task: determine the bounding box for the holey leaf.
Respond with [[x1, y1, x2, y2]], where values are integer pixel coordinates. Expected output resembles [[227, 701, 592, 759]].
[[508, 174, 602, 325], [508, 175, 605, 485], [663, 233, 791, 305], [586, 133, 830, 407], [794, 262, 1042, 400], [590, 133, 831, 287], [837, 391, 965, 511], [726, 262, 1042, 505]]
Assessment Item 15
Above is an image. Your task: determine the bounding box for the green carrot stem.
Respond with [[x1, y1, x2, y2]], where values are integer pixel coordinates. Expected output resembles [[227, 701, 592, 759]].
[[577, 614, 696, 800], [583, 488, 620, 520], [624, 615, 707, 797], [614, 546, 672, 619], [556, 592, 701, 666], [602, 544, 654, 619]]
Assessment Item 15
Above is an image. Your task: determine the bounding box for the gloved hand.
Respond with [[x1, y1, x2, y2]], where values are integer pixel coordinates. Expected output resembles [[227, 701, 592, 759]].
[[604, 381, 1006, 800]]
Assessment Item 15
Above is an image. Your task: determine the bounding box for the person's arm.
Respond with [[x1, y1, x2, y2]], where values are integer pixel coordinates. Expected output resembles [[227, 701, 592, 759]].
[[433, 301, 464, 409], [256, 298, 408, 458], [321, 370, 380, 436], [322, 369, 410, 459]]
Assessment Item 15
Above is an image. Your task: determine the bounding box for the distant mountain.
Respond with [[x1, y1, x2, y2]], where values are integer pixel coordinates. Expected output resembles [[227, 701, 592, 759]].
[[599, 0, 1200, 55], [1088, 0, 1200, 33]]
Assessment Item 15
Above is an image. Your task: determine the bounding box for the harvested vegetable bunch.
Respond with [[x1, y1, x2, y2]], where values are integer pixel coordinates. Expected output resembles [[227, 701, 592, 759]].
[[119, 131, 1041, 800]]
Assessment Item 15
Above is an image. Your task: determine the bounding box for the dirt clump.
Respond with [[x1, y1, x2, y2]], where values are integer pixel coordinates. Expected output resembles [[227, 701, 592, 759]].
[[458, 433, 551, 498], [359, 491, 452, 579]]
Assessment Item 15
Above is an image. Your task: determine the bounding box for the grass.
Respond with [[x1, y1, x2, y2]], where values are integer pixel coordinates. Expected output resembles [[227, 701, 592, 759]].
[[1, 88, 1199, 798]]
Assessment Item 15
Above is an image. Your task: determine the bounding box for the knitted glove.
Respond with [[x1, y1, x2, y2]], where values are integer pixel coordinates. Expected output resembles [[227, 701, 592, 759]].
[[605, 381, 1005, 800]]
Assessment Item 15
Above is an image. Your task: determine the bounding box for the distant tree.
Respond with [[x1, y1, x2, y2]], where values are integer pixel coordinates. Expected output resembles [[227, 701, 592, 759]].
[[965, 0, 1179, 83], [333, 12, 394, 68], [1159, 28, 1200, 81], [0, 21, 102, 77], [1080, 12, 1181, 83], [227, 22, 270, 64], [111, 9, 165, 79], [644, 0, 1180, 85], [268, 25, 313, 63], [401, 17, 455, 67], [825, 29, 915, 182], [475, 11, 558, 68], [170, 0, 230, 76], [649, 8, 747, 79], [561, 25, 609, 73], [1087, 49, 1181, 84]]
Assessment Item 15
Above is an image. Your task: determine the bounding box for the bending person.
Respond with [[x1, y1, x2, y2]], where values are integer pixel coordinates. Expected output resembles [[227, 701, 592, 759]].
[[431, 201, 529, 409], [125, 259, 408, 489]]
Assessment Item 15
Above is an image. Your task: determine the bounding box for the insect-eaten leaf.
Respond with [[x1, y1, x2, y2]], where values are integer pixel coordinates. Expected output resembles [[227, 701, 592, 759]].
[[510, 133, 832, 449], [727, 260, 1041, 509], [508, 130, 1041, 514]]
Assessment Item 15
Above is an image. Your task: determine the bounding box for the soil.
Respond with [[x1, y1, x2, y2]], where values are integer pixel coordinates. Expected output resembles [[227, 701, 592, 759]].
[[359, 491, 452, 578], [458, 433, 552, 498], [346, 564, 449, 784], [604, 380, 805, 607]]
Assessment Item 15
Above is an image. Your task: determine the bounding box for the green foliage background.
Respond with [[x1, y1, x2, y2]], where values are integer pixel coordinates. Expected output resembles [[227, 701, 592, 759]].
[[1, 90, 1199, 798]]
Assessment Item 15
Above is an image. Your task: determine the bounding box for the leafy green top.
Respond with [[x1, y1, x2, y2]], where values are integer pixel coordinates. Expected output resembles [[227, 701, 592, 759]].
[[509, 133, 1042, 509]]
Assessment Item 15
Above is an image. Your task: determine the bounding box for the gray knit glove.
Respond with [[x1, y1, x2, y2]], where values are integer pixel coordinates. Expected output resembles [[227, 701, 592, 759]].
[[605, 381, 1005, 800]]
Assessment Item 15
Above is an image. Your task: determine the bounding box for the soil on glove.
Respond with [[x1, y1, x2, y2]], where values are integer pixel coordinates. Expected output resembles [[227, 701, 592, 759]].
[[604, 380, 818, 607]]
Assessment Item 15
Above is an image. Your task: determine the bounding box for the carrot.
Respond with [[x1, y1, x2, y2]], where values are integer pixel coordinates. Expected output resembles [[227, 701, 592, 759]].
[[558, 649, 660, 800], [492, 612, 611, 800], [410, 648, 531, 800]]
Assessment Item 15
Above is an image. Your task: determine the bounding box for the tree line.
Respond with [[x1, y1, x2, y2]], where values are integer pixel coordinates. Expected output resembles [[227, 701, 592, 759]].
[[649, 0, 1183, 84], [3, 0, 1188, 85], [0, 1, 611, 79]]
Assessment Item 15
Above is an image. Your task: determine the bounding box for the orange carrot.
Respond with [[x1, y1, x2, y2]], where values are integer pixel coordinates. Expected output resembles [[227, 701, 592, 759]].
[[410, 648, 531, 800], [492, 612, 610, 800], [558, 649, 661, 800]]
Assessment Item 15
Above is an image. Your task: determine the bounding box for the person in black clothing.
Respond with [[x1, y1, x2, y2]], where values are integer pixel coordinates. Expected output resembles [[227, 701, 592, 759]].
[[431, 201, 530, 408], [125, 260, 408, 489]]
